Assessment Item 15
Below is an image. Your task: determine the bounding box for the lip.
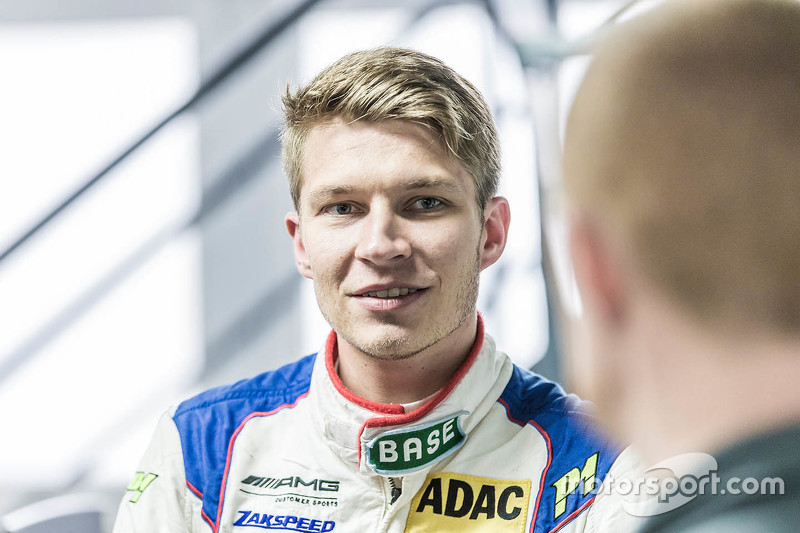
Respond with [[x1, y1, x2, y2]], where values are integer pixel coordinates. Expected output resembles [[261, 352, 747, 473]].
[[350, 287, 428, 312], [351, 283, 428, 295]]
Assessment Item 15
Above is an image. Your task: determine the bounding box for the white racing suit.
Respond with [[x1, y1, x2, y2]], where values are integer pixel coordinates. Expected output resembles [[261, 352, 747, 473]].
[[113, 320, 640, 532]]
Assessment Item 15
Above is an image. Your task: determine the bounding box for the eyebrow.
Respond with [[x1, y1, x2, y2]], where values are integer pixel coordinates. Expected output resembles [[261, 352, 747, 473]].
[[304, 176, 465, 208], [305, 185, 356, 208], [401, 176, 465, 194]]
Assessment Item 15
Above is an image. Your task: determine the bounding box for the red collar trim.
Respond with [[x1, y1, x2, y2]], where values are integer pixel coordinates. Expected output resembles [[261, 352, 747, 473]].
[[324, 333, 404, 415], [324, 314, 485, 418]]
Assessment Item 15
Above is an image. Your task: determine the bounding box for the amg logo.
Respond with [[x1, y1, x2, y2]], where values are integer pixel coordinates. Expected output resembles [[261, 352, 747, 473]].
[[242, 476, 340, 492]]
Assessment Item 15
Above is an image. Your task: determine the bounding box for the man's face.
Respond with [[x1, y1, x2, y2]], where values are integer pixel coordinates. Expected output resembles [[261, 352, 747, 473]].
[[286, 119, 488, 360]]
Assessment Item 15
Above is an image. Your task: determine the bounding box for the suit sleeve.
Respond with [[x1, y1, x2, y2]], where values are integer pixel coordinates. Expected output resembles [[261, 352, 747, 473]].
[[583, 446, 648, 533], [112, 408, 198, 533]]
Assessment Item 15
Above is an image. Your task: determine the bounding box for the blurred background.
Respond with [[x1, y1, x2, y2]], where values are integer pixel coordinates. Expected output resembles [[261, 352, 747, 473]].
[[0, 0, 662, 530]]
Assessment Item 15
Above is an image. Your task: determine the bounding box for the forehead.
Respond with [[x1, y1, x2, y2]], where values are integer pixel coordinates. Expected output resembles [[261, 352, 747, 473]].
[[298, 119, 473, 206]]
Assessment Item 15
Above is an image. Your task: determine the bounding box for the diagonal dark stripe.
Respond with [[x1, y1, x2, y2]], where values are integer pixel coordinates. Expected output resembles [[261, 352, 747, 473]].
[[0, 130, 281, 387], [0, 0, 323, 266]]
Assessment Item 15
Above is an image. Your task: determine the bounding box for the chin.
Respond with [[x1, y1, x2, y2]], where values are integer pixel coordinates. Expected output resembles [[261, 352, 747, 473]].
[[353, 332, 425, 360], [346, 321, 443, 361]]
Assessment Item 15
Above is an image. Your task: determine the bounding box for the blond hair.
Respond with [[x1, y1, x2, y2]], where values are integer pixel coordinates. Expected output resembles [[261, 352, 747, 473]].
[[281, 47, 500, 211], [564, 0, 800, 333]]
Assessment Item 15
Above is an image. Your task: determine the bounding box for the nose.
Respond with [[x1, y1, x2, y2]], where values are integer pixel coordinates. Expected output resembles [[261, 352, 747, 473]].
[[354, 205, 412, 266]]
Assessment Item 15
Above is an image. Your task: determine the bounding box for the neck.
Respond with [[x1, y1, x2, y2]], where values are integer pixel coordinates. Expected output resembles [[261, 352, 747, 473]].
[[334, 314, 480, 405], [619, 308, 800, 465]]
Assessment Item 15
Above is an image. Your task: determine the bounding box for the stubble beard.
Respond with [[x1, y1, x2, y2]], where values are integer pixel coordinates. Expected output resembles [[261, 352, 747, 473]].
[[319, 244, 482, 362]]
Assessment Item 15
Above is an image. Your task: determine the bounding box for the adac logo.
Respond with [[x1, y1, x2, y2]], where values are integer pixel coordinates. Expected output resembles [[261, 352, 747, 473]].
[[404, 473, 531, 533], [234, 510, 334, 532], [365, 413, 467, 475]]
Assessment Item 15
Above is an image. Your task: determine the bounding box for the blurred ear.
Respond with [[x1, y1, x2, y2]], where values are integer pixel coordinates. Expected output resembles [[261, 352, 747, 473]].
[[285, 212, 313, 280], [569, 213, 626, 325], [479, 196, 511, 270]]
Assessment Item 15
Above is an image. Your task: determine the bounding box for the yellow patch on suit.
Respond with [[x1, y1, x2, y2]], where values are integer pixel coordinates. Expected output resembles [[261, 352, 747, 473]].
[[404, 473, 531, 532]]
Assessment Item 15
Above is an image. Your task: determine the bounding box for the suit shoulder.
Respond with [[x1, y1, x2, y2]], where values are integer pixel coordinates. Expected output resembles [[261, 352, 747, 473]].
[[498, 363, 615, 449], [174, 352, 316, 418], [498, 363, 586, 419], [499, 364, 624, 532], [168, 353, 316, 528]]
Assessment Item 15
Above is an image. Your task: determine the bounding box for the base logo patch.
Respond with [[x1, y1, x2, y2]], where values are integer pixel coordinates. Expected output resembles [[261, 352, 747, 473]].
[[365, 413, 467, 475], [404, 473, 531, 532]]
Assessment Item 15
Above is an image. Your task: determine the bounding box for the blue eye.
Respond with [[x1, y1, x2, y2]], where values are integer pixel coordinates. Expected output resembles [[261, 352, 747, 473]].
[[415, 198, 442, 210], [326, 203, 353, 215]]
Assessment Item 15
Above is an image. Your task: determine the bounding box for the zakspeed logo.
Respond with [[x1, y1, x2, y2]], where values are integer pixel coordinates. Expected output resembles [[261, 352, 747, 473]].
[[234, 511, 334, 532], [404, 473, 531, 532], [366, 413, 466, 475]]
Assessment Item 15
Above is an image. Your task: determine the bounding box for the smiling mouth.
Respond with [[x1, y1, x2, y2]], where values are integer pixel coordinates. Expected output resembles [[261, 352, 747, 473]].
[[360, 288, 420, 298]]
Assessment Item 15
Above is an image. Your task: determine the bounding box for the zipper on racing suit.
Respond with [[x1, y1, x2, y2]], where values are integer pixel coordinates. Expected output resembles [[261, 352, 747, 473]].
[[386, 477, 402, 508], [377, 476, 405, 532]]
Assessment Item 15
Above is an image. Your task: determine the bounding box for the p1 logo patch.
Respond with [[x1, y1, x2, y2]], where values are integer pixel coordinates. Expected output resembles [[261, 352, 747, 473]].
[[404, 473, 531, 533]]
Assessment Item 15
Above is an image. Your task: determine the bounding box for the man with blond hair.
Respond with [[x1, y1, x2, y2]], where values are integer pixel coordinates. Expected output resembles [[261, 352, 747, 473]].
[[114, 47, 639, 532], [563, 0, 800, 530]]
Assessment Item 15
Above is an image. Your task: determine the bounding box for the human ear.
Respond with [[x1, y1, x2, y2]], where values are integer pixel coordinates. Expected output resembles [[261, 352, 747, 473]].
[[568, 213, 625, 325], [479, 196, 511, 270], [285, 212, 313, 280]]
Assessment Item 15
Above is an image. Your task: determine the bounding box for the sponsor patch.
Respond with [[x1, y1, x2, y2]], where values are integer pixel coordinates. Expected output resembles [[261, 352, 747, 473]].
[[404, 473, 531, 532], [365, 413, 467, 475], [552, 452, 598, 519], [125, 472, 158, 503], [233, 510, 335, 532], [240, 475, 340, 508]]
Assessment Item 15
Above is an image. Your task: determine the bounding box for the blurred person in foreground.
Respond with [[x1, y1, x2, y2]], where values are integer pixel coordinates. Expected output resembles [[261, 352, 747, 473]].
[[563, 0, 800, 530], [113, 48, 641, 532]]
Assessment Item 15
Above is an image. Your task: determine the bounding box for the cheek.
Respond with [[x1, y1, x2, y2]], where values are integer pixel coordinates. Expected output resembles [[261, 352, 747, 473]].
[[417, 221, 481, 261], [303, 230, 350, 276]]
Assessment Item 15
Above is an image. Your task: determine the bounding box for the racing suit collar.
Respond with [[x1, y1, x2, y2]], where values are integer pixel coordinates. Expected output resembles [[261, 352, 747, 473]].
[[308, 314, 515, 476], [324, 315, 485, 417]]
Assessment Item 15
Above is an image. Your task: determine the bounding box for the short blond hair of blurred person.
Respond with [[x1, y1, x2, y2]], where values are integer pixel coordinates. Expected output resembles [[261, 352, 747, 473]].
[[563, 0, 800, 530]]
